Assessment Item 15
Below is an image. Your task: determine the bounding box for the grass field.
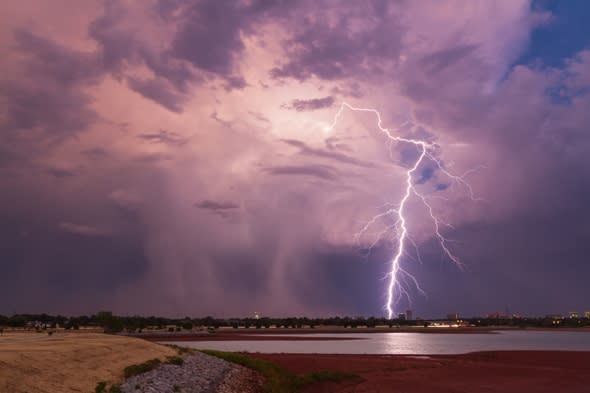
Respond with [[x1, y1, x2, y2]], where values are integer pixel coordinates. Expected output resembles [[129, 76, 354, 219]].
[[0, 332, 175, 393]]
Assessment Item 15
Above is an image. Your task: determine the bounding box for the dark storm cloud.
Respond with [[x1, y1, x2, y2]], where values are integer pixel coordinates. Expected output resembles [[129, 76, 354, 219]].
[[419, 44, 479, 73], [281, 139, 375, 168], [386, 51, 590, 317], [0, 148, 26, 168], [80, 147, 110, 159], [169, 1, 246, 76], [88, 1, 196, 110], [324, 136, 354, 152], [2, 1, 590, 319], [264, 165, 339, 181], [248, 111, 271, 124], [283, 96, 335, 112], [210, 251, 270, 297], [134, 152, 174, 163], [88, 0, 290, 110], [0, 80, 97, 136], [195, 200, 240, 220], [0, 184, 150, 314], [210, 111, 233, 128], [126, 77, 187, 113], [58, 222, 111, 237], [287, 245, 387, 316], [415, 166, 435, 185], [409, 201, 590, 318], [0, 30, 101, 137], [168, 0, 296, 78], [138, 129, 188, 146], [44, 168, 77, 178], [195, 200, 240, 211], [13, 29, 102, 86], [270, 3, 404, 81]]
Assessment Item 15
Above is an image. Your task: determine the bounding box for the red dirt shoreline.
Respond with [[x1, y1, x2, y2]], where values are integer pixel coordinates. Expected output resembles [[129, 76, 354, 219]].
[[250, 351, 590, 393], [132, 331, 590, 391]]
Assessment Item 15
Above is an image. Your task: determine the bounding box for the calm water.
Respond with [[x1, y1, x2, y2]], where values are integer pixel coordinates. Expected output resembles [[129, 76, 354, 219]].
[[163, 331, 590, 354]]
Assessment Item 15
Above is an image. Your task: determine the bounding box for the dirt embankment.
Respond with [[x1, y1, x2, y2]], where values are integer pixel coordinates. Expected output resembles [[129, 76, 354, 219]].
[[0, 332, 175, 393], [251, 351, 590, 393]]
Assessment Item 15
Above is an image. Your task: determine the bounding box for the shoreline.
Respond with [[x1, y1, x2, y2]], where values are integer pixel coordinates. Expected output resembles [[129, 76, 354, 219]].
[[133, 325, 590, 342], [134, 326, 497, 342], [2, 332, 589, 392]]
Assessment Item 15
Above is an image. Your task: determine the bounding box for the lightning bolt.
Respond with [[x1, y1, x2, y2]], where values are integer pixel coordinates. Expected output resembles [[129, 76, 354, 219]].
[[328, 102, 477, 319]]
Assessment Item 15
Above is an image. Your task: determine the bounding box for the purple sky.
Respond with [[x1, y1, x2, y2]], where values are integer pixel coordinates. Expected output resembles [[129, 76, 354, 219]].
[[1, 1, 589, 318]]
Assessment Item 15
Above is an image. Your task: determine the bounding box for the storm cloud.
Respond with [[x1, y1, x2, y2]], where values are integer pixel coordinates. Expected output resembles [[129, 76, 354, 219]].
[[0, 0, 589, 318], [284, 96, 335, 112]]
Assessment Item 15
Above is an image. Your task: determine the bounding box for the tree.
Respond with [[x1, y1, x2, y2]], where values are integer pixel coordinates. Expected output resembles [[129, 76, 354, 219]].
[[96, 311, 123, 334]]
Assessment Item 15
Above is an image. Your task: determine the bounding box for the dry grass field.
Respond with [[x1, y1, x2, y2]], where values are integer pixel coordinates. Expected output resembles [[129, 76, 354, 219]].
[[0, 332, 175, 393]]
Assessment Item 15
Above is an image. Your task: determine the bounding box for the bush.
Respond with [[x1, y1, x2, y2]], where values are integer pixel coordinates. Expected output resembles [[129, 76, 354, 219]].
[[166, 356, 184, 366], [123, 358, 161, 378], [109, 384, 122, 393], [202, 350, 361, 393], [165, 344, 192, 355], [95, 381, 107, 393]]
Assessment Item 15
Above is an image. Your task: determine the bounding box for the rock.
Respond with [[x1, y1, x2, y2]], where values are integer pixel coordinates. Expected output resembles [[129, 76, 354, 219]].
[[119, 351, 261, 393]]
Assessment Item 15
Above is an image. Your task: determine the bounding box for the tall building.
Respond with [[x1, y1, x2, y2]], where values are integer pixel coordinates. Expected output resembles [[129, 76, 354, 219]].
[[584, 311, 590, 319], [405, 309, 413, 321], [398, 313, 406, 320], [447, 312, 459, 321]]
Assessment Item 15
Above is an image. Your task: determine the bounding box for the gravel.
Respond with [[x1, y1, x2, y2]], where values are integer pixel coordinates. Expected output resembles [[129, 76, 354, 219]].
[[120, 351, 260, 393]]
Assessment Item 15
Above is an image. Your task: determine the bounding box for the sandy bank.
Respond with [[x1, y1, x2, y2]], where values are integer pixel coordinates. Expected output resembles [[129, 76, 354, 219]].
[[0, 332, 175, 393]]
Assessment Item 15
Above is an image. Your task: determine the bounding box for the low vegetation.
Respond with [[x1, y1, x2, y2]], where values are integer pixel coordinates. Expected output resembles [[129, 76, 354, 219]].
[[95, 381, 107, 393], [202, 350, 361, 393], [95, 381, 122, 393], [101, 353, 185, 391], [108, 384, 122, 393], [165, 344, 193, 355], [123, 358, 161, 378], [166, 355, 184, 366]]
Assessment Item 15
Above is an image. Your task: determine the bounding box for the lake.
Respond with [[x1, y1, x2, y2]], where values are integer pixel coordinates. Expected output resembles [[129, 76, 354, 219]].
[[163, 331, 590, 355]]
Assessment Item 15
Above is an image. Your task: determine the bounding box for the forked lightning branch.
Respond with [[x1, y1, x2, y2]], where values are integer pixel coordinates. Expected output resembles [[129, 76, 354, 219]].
[[327, 103, 476, 319]]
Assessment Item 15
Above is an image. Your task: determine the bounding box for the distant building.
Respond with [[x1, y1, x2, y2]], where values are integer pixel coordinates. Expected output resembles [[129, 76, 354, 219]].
[[405, 309, 413, 321], [487, 312, 508, 319], [254, 312, 260, 320], [569, 311, 579, 319], [447, 313, 459, 321], [545, 314, 562, 319], [398, 313, 406, 320], [584, 311, 590, 319]]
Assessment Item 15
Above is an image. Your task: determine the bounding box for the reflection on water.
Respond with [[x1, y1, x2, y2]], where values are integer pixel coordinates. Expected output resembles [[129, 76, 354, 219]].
[[163, 331, 590, 355]]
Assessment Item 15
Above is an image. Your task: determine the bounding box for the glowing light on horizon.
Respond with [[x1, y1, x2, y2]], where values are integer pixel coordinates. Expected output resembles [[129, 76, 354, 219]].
[[328, 102, 477, 319]]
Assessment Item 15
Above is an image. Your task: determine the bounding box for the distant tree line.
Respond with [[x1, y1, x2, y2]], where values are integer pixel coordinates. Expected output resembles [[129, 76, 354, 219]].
[[468, 316, 589, 328], [1, 313, 588, 333]]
